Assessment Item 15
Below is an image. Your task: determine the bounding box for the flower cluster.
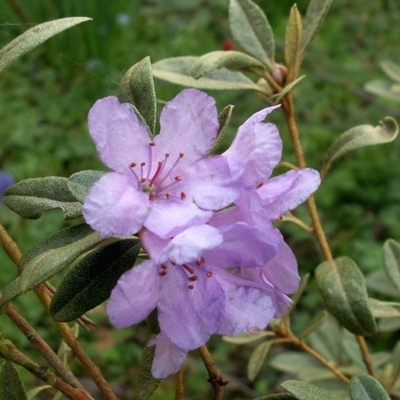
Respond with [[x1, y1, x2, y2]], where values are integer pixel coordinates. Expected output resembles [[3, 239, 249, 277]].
[[82, 89, 320, 378]]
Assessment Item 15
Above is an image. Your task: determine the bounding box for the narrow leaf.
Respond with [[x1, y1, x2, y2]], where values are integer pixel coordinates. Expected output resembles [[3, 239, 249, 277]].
[[273, 75, 306, 103], [315, 256, 377, 336], [26, 386, 53, 400], [281, 380, 346, 400], [368, 298, 400, 318], [251, 395, 297, 400], [50, 239, 141, 321], [152, 56, 263, 91], [67, 170, 105, 203], [248, 340, 274, 381], [380, 60, 400, 83], [349, 375, 391, 400], [229, 0, 274, 67], [0, 224, 102, 307], [137, 345, 161, 400], [0, 17, 91, 74], [365, 80, 400, 102], [299, 310, 328, 338], [0, 361, 27, 400], [284, 5, 303, 70], [118, 57, 157, 134], [322, 117, 399, 176], [222, 331, 272, 344], [300, 0, 333, 58], [4, 177, 82, 219], [383, 239, 400, 293], [191, 51, 266, 79], [209, 105, 234, 154]]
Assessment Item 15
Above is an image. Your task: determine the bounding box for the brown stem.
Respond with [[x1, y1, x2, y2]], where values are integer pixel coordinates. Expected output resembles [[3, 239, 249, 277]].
[[0, 333, 94, 399], [4, 302, 82, 388], [356, 336, 376, 378], [6, 0, 31, 24], [175, 366, 184, 400], [198, 345, 228, 400], [0, 222, 22, 265]]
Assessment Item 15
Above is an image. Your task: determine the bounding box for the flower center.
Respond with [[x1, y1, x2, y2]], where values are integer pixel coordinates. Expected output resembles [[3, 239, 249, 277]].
[[129, 141, 186, 201], [158, 257, 213, 290]]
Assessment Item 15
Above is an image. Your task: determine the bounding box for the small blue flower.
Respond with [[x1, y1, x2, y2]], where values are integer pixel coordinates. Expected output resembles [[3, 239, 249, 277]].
[[0, 171, 14, 199]]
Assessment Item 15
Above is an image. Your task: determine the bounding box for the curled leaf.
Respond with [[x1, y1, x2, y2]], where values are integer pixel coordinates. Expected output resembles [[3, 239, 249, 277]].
[[322, 116, 399, 177], [383, 239, 400, 293]]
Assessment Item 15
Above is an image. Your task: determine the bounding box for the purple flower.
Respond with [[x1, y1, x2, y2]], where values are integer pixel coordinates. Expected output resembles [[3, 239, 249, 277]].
[[82, 89, 284, 239], [0, 171, 14, 200]]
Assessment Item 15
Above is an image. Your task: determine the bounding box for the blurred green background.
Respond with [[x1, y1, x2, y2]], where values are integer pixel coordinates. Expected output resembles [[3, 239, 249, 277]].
[[1, 0, 400, 398]]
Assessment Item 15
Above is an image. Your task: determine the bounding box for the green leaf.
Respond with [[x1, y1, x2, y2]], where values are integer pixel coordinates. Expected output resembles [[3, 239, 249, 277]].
[[365, 80, 400, 103], [137, 345, 161, 400], [322, 117, 399, 177], [248, 340, 274, 381], [67, 170, 105, 203], [272, 75, 306, 103], [315, 256, 377, 336], [118, 57, 157, 134], [0, 361, 27, 400], [368, 298, 400, 319], [209, 105, 234, 154], [383, 239, 400, 293], [284, 5, 303, 70], [251, 394, 297, 400], [0, 17, 91, 75], [0, 224, 102, 307], [281, 380, 346, 400], [4, 177, 82, 219], [152, 56, 263, 92], [299, 310, 328, 339], [380, 60, 400, 83], [300, 0, 333, 59], [349, 375, 390, 400], [50, 239, 141, 321], [222, 330, 271, 344], [229, 0, 274, 67], [26, 386, 52, 400], [191, 51, 266, 79]]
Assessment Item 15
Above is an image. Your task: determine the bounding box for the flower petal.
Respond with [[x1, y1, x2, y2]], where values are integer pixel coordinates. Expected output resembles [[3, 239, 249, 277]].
[[155, 89, 219, 160], [159, 268, 224, 350], [149, 333, 188, 379], [185, 156, 240, 210], [258, 168, 321, 219], [145, 199, 212, 239], [88, 96, 151, 172], [214, 271, 275, 336], [223, 106, 282, 187], [159, 225, 223, 265], [83, 172, 148, 237], [260, 238, 300, 294], [107, 261, 159, 328]]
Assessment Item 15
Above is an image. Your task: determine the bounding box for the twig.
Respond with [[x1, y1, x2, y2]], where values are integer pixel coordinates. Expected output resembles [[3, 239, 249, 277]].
[[198, 345, 228, 400], [175, 366, 184, 400], [356, 336, 376, 378]]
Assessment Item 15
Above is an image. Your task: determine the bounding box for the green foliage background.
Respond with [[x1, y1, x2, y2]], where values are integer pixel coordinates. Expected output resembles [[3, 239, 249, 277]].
[[1, 0, 400, 398]]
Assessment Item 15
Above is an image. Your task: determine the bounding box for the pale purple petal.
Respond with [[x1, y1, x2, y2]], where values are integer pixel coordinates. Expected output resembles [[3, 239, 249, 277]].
[[214, 271, 275, 336], [155, 89, 219, 160], [184, 156, 239, 210], [223, 106, 282, 187], [107, 261, 159, 328], [260, 238, 300, 294], [158, 268, 224, 350], [206, 221, 280, 268], [159, 225, 223, 264], [88, 96, 151, 172], [258, 168, 321, 219], [145, 200, 212, 239], [149, 333, 188, 379], [83, 172, 148, 237]]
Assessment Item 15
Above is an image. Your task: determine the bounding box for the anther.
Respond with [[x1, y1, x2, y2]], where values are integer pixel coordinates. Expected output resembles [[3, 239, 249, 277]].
[[189, 276, 198, 282], [188, 285, 194, 290], [174, 176, 182, 181], [130, 162, 137, 168], [183, 264, 194, 274], [256, 182, 264, 189], [196, 257, 205, 266], [207, 271, 213, 278], [179, 152, 184, 158], [149, 192, 155, 201], [180, 192, 186, 200], [165, 193, 171, 199], [161, 264, 168, 270], [150, 141, 156, 146], [159, 271, 167, 276]]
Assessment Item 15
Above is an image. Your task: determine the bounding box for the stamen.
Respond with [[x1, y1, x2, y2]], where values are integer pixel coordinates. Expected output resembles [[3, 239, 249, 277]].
[[159, 270, 167, 276], [189, 276, 198, 282], [165, 193, 171, 199], [149, 192, 155, 201], [257, 182, 264, 189], [161, 264, 168, 270], [180, 192, 186, 200], [188, 285, 194, 290], [157, 152, 185, 186], [207, 271, 213, 277], [149, 161, 163, 187], [174, 176, 182, 181], [183, 264, 194, 274], [146, 141, 156, 179]]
